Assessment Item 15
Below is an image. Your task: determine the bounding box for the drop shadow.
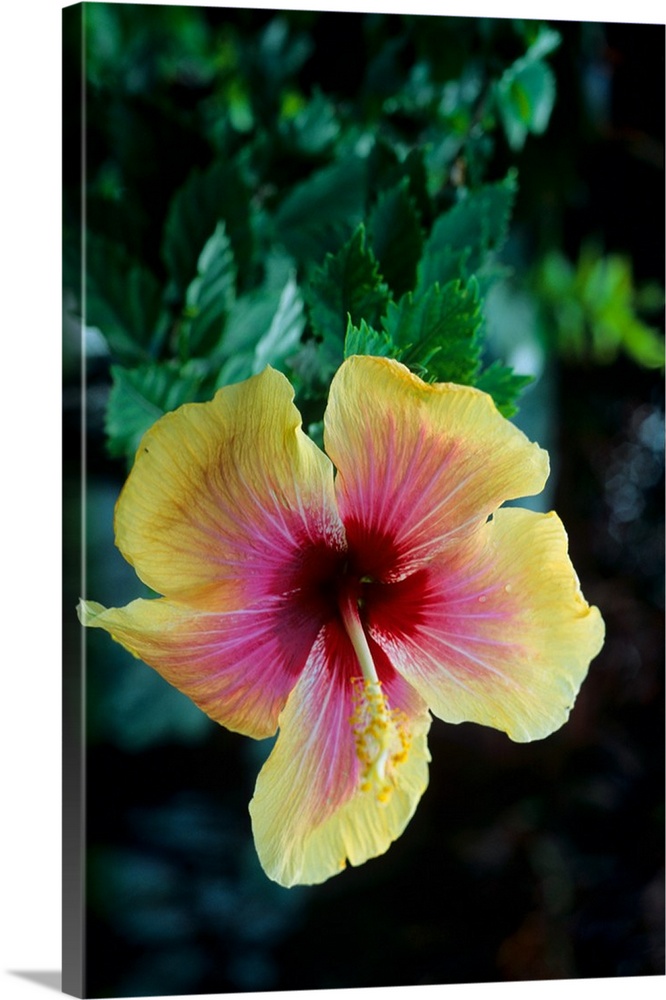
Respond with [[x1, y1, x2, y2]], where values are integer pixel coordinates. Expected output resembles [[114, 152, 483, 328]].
[[9, 971, 62, 993]]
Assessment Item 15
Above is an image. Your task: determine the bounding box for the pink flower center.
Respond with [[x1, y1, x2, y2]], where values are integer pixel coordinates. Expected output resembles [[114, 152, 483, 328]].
[[284, 529, 429, 667], [283, 533, 418, 803]]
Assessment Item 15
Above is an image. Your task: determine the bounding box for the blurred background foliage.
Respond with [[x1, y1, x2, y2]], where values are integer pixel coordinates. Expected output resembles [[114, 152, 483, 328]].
[[62, 4, 664, 996]]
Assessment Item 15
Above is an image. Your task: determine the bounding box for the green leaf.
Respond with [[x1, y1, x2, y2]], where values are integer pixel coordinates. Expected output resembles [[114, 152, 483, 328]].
[[213, 353, 255, 391], [253, 274, 306, 373], [258, 15, 313, 86], [181, 222, 237, 358], [344, 318, 402, 360], [106, 362, 203, 462], [580, 252, 665, 368], [282, 89, 339, 155], [307, 225, 390, 349], [496, 59, 557, 151], [365, 142, 431, 226], [494, 25, 560, 151], [214, 252, 295, 355], [275, 155, 367, 263], [365, 137, 401, 194], [475, 360, 534, 418], [162, 159, 253, 298], [215, 286, 283, 370], [417, 172, 517, 291], [369, 179, 424, 299], [524, 24, 562, 62], [402, 147, 433, 229], [85, 235, 164, 363], [417, 244, 472, 295], [210, 265, 305, 387], [617, 318, 665, 369], [537, 246, 665, 370], [384, 278, 483, 384]]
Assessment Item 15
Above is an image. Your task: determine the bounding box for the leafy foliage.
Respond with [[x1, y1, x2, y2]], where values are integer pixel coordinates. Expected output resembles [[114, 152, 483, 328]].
[[274, 156, 368, 264], [307, 226, 390, 348], [368, 180, 424, 299], [63, 7, 663, 467], [181, 222, 237, 359], [84, 236, 166, 364], [494, 25, 561, 151], [252, 274, 306, 375], [475, 362, 534, 418], [535, 245, 665, 369], [417, 172, 518, 290], [382, 279, 484, 384], [344, 319, 399, 362], [162, 159, 254, 297], [106, 362, 206, 461]]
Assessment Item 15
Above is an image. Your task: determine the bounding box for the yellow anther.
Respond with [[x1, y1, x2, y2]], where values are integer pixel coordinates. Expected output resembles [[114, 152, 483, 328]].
[[349, 677, 412, 805]]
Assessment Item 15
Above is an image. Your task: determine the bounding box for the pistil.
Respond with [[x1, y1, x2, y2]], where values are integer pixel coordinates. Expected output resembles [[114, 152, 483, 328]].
[[338, 587, 380, 686], [338, 586, 410, 803]]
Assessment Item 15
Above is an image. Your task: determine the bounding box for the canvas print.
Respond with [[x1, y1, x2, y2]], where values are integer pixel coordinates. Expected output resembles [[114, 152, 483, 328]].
[[62, 3, 664, 997]]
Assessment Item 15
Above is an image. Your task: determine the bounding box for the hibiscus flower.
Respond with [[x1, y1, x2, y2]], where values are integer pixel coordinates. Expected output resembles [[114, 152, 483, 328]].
[[79, 355, 604, 887]]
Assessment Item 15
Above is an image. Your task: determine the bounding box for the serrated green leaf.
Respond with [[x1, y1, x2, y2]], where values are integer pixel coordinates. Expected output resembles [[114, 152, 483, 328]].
[[307, 225, 390, 349], [344, 318, 402, 360], [475, 360, 534, 417], [85, 235, 164, 363], [384, 278, 483, 384], [181, 221, 237, 358], [162, 159, 253, 298], [275, 156, 367, 263], [417, 173, 517, 291], [417, 245, 472, 294], [369, 179, 424, 298], [106, 362, 204, 462]]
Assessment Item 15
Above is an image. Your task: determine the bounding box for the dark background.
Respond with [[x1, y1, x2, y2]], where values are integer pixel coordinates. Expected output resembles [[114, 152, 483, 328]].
[[62, 6, 664, 996]]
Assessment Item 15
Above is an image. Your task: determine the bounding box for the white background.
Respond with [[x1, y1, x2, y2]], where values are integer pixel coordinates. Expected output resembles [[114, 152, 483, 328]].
[[1, 1, 663, 998]]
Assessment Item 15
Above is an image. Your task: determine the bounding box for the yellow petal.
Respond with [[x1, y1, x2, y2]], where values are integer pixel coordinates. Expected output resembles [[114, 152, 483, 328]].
[[249, 625, 431, 887], [324, 355, 549, 580], [114, 366, 345, 605], [369, 507, 605, 742]]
